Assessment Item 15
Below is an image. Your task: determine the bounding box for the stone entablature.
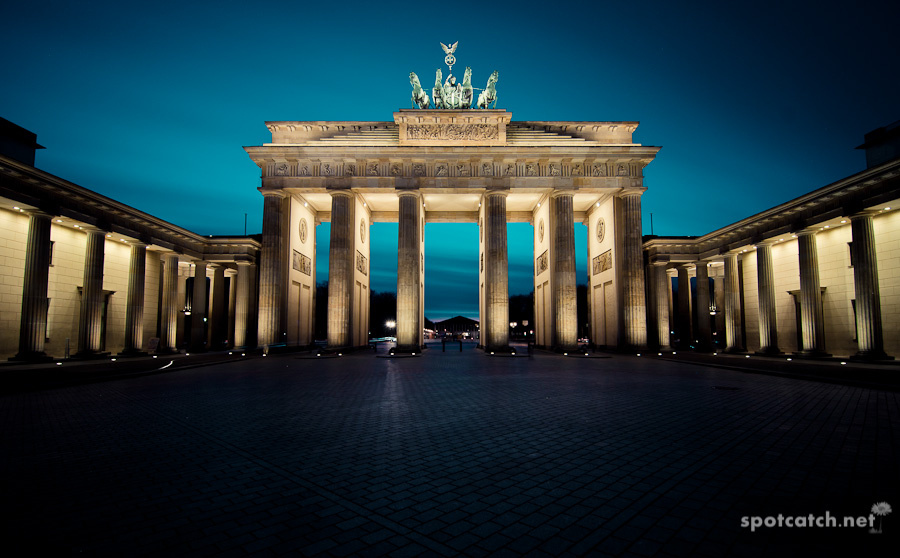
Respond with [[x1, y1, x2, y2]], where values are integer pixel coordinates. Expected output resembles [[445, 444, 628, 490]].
[[254, 158, 651, 181]]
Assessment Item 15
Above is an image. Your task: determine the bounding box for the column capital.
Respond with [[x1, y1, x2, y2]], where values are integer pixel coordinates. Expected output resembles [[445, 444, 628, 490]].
[[849, 211, 880, 221], [616, 187, 646, 198], [755, 239, 777, 248], [549, 189, 576, 199], [23, 209, 55, 219], [79, 225, 107, 234], [328, 189, 355, 199], [483, 189, 509, 198], [795, 228, 818, 237], [259, 189, 287, 199], [396, 189, 422, 199]]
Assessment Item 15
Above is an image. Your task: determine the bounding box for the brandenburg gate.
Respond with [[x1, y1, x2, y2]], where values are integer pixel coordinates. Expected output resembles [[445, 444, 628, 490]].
[[244, 47, 660, 353]]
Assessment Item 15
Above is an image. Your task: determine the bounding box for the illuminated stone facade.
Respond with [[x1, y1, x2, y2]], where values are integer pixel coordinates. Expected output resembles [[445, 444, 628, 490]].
[[245, 110, 660, 351]]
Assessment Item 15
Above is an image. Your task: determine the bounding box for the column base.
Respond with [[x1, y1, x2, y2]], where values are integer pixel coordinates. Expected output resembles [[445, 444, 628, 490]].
[[484, 345, 516, 355], [850, 351, 894, 361], [755, 347, 784, 356], [117, 349, 149, 358], [724, 347, 748, 355], [795, 350, 832, 359], [9, 352, 55, 363], [71, 351, 112, 360]]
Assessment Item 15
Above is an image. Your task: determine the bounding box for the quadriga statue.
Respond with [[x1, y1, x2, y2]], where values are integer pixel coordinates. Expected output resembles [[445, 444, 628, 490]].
[[409, 72, 430, 109]]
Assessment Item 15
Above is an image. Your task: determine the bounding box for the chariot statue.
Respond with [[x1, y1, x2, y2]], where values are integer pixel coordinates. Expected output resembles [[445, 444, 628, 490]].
[[409, 42, 498, 110], [409, 72, 430, 109]]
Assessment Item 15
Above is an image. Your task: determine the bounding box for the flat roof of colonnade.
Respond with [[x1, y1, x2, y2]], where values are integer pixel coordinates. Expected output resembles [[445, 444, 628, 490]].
[[244, 110, 661, 223]]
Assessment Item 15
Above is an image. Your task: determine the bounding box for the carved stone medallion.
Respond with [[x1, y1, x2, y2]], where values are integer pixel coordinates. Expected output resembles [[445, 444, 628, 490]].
[[360, 218, 367, 243], [299, 218, 308, 244], [596, 218, 606, 243], [538, 218, 545, 243]]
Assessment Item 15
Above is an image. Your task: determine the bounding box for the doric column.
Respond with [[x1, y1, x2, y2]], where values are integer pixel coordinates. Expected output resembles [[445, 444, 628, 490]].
[[755, 242, 781, 355], [327, 190, 354, 348], [713, 266, 726, 346], [723, 253, 744, 352], [76, 227, 106, 356], [483, 190, 509, 350], [190, 261, 208, 352], [797, 231, 828, 356], [208, 264, 227, 350], [654, 265, 672, 351], [850, 214, 889, 359], [620, 190, 647, 348], [122, 242, 147, 354], [676, 265, 693, 348], [15, 211, 53, 360], [233, 262, 252, 348], [258, 191, 287, 347], [397, 191, 422, 351], [551, 191, 577, 350], [695, 263, 713, 352], [226, 268, 237, 348], [159, 253, 180, 352]]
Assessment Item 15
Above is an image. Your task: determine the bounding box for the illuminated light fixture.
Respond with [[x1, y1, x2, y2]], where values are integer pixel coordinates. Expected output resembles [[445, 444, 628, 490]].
[[885, 207, 891, 210], [241, 353, 246, 357], [673, 351, 677, 355], [56, 362, 62, 366], [658, 353, 662, 356], [841, 220, 846, 224], [107, 234, 111, 237], [412, 352, 416, 355], [338, 353, 343, 356], [841, 361, 847, 365], [56, 219, 62, 223], [262, 354, 266, 357], [779, 238, 784, 241], [491, 351, 495, 355], [537, 202, 541, 207], [304, 202, 308, 207], [713, 353, 718, 356], [564, 352, 568, 356], [596, 202, 600, 207], [786, 358, 792, 361], [111, 358, 117, 362], [152, 355, 158, 359], [745, 355, 750, 358], [637, 353, 641, 356], [120, 239, 126, 242], [791, 234, 797, 238], [824, 225, 829, 229], [13, 206, 20, 210], [228, 352, 233, 355], [186, 353, 190, 356]]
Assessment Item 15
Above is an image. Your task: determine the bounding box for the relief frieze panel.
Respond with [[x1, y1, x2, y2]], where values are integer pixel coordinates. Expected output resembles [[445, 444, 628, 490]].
[[405, 124, 500, 141]]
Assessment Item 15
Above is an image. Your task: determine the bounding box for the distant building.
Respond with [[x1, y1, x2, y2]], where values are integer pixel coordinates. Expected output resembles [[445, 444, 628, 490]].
[[433, 316, 480, 338]]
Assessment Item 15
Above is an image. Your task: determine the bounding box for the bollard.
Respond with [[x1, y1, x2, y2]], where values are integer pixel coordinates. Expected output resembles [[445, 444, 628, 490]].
[[442, 338, 446, 352], [459, 340, 463, 352]]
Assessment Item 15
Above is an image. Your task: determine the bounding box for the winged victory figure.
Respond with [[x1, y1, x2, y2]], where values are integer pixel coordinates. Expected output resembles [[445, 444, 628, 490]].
[[440, 41, 458, 55]]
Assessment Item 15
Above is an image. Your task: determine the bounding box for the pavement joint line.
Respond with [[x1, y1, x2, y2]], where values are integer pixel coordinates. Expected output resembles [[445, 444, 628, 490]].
[[107, 381, 458, 557]]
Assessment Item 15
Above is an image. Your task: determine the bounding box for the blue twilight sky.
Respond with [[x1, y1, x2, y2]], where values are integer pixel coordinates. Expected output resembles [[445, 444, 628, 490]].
[[3, 0, 898, 319]]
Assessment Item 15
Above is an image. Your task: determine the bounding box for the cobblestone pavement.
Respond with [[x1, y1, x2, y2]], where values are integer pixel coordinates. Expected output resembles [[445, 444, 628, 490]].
[[2, 346, 897, 556]]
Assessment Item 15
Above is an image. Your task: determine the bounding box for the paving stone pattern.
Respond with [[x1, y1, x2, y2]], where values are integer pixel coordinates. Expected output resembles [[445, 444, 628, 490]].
[[2, 348, 898, 556]]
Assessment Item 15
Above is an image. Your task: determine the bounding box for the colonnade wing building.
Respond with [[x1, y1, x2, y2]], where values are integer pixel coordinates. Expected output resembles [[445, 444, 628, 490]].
[[646, 125, 900, 359], [244, 110, 660, 352]]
